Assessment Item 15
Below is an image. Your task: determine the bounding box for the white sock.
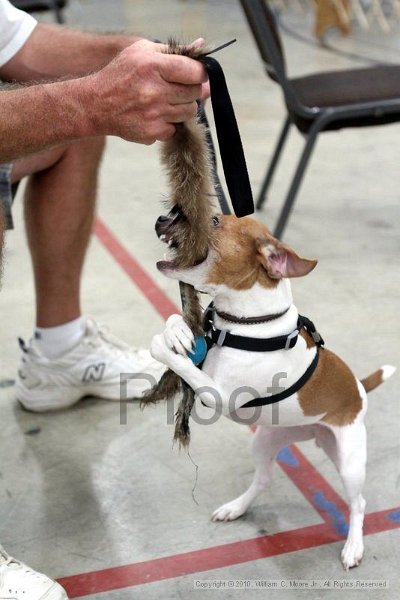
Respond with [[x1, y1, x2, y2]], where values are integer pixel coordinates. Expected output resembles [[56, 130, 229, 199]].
[[34, 316, 86, 359]]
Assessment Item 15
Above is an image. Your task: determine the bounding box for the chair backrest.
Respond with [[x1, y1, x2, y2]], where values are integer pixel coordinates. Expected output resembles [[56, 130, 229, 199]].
[[239, 0, 287, 84], [10, 0, 67, 24], [240, 0, 304, 114]]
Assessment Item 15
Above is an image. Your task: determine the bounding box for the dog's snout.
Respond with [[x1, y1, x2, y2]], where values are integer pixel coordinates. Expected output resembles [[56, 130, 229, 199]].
[[156, 215, 170, 225], [155, 208, 185, 243], [155, 215, 172, 236]]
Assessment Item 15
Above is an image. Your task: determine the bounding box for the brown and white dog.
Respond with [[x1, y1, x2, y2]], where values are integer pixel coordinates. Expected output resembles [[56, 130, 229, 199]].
[[150, 213, 395, 570]]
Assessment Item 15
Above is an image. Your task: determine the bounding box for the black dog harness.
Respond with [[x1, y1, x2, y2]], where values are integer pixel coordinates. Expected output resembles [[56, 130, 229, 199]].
[[202, 305, 325, 407]]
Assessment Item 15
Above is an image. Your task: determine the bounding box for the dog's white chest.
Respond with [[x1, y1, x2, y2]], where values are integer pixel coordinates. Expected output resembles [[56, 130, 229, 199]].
[[201, 339, 325, 427]]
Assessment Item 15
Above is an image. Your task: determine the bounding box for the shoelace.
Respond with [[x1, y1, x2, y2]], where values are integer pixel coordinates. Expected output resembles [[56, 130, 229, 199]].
[[0, 547, 23, 569], [85, 319, 139, 358], [21, 318, 152, 365], [0, 547, 49, 581]]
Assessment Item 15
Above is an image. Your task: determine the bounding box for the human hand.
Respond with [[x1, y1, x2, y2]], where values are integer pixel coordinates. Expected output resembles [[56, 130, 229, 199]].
[[86, 39, 208, 144]]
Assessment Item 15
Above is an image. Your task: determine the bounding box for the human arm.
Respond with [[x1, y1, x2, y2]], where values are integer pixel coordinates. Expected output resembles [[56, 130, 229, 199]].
[[0, 39, 207, 162], [0, 22, 142, 82]]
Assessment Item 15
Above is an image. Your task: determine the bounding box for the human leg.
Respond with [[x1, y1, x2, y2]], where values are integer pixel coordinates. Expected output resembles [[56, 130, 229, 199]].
[[10, 141, 164, 411], [1, 169, 69, 598], [12, 138, 105, 327]]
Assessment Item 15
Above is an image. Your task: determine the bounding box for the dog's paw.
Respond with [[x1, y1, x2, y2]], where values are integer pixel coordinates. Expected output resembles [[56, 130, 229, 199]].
[[211, 499, 247, 522], [150, 333, 174, 365], [341, 538, 364, 571], [164, 314, 195, 357], [150, 332, 191, 370]]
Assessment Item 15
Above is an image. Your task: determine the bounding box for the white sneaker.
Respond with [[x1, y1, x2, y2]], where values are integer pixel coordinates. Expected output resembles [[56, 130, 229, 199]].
[[15, 318, 165, 412], [0, 545, 68, 600]]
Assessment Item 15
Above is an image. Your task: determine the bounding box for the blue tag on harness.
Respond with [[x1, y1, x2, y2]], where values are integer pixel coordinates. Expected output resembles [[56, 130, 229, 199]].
[[187, 335, 208, 365]]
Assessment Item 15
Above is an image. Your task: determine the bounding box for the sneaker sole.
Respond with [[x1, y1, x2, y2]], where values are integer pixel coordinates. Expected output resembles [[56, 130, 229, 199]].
[[41, 582, 69, 600], [15, 380, 154, 413]]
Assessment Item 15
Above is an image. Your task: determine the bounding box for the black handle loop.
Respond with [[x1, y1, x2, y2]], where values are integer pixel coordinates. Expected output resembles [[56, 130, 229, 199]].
[[202, 56, 254, 218], [197, 101, 231, 215]]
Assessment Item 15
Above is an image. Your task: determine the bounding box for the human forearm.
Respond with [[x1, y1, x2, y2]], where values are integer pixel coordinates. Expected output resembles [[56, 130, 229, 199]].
[[0, 23, 141, 82], [0, 40, 207, 162], [0, 79, 92, 162]]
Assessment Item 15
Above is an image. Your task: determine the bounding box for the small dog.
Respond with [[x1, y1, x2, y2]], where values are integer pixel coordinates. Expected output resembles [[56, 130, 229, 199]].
[[150, 213, 395, 570]]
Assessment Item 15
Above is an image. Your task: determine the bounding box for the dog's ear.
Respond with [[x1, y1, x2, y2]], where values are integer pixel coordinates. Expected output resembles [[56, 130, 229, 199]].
[[256, 238, 317, 279]]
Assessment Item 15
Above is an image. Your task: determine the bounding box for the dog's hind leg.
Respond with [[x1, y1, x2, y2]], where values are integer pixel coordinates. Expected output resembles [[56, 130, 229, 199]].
[[212, 425, 315, 522], [316, 418, 367, 570]]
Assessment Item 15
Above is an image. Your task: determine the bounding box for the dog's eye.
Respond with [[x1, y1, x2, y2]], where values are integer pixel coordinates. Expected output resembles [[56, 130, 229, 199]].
[[212, 216, 220, 227]]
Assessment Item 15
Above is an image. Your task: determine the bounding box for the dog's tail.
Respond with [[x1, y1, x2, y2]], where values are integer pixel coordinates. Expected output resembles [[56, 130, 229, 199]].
[[361, 364, 396, 393]]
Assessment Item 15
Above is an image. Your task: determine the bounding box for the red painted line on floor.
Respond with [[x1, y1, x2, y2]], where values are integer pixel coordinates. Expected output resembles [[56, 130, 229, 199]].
[[278, 444, 349, 524], [94, 218, 178, 320], [59, 507, 400, 598], [92, 222, 353, 529], [93, 218, 353, 528], [248, 425, 348, 527], [90, 220, 397, 596]]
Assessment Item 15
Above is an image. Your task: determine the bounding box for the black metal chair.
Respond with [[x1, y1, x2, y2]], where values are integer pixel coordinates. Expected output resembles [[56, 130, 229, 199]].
[[240, 0, 400, 238], [10, 0, 67, 24]]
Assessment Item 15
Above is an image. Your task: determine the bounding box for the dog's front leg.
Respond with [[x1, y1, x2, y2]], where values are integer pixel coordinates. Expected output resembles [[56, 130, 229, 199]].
[[150, 331, 230, 416]]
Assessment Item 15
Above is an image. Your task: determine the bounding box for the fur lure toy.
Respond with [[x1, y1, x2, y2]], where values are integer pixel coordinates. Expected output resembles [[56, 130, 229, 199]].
[[140, 41, 217, 447]]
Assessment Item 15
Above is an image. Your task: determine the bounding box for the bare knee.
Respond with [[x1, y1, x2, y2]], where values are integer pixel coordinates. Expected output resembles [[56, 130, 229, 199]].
[[12, 137, 106, 184], [11, 145, 67, 183]]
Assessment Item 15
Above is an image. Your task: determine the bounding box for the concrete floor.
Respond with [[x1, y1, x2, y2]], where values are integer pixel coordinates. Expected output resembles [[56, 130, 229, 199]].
[[0, 0, 399, 598]]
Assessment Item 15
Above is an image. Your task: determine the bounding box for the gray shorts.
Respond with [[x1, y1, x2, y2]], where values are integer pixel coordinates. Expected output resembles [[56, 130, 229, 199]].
[[0, 163, 14, 230]]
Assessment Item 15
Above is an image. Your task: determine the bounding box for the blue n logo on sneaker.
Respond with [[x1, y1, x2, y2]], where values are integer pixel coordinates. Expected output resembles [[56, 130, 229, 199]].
[[82, 362, 106, 383]]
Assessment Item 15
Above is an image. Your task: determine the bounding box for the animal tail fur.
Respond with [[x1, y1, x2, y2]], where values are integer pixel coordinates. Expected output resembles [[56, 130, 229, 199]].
[[361, 364, 396, 393], [160, 41, 215, 270], [161, 121, 214, 269], [174, 383, 196, 448], [141, 40, 216, 447], [140, 369, 181, 406]]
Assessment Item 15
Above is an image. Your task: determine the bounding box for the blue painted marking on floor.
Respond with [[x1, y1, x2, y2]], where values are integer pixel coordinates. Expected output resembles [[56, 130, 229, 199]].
[[387, 510, 400, 523], [277, 447, 299, 467], [313, 491, 349, 536]]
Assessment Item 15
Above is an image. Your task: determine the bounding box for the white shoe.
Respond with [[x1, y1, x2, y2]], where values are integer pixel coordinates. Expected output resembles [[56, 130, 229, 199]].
[[0, 545, 68, 600], [15, 318, 165, 412]]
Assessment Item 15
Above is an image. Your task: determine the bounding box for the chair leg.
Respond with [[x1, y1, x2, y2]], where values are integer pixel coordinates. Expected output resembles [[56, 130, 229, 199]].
[[55, 8, 65, 24], [49, 0, 65, 23], [273, 128, 319, 240], [256, 116, 291, 210]]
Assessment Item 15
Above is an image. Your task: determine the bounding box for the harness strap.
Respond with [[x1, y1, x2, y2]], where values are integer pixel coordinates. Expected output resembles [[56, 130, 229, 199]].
[[242, 347, 321, 408], [208, 325, 299, 352], [200, 305, 324, 407], [205, 311, 324, 353], [297, 314, 325, 347]]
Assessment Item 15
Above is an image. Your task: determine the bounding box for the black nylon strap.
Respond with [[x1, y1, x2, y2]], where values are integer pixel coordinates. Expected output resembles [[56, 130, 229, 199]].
[[202, 56, 254, 218], [205, 311, 324, 354], [242, 348, 321, 408], [297, 315, 325, 347], [197, 101, 231, 215], [208, 326, 298, 352]]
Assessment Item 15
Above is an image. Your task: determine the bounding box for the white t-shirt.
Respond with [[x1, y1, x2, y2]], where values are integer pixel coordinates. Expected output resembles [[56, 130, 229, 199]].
[[0, 0, 37, 67]]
